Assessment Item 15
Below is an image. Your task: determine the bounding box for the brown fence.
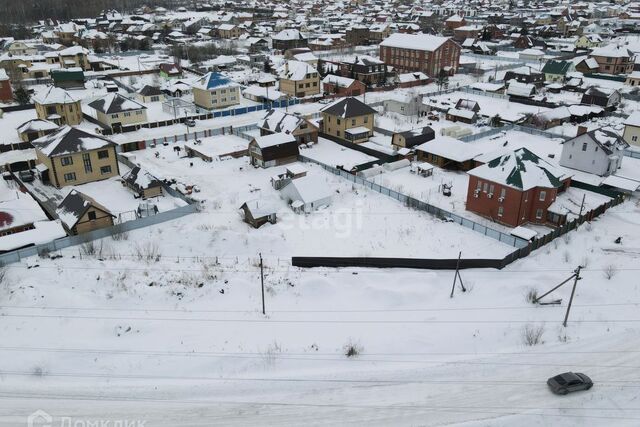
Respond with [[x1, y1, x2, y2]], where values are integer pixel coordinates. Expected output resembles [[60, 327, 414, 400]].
[[292, 256, 510, 270]]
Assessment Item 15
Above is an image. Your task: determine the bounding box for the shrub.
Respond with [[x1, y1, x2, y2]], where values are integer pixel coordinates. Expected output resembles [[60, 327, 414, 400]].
[[522, 324, 545, 346], [344, 339, 363, 358], [604, 264, 617, 280], [525, 288, 538, 304]]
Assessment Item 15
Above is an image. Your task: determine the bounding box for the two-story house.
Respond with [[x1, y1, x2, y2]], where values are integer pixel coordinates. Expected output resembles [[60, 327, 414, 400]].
[[87, 93, 148, 132], [560, 127, 628, 176], [33, 86, 83, 126], [31, 126, 120, 188], [192, 72, 241, 110], [277, 60, 320, 98], [258, 109, 318, 145], [320, 97, 376, 143]]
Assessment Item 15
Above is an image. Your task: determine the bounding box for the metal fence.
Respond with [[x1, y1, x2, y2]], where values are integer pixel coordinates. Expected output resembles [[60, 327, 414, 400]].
[[623, 149, 640, 160], [298, 154, 529, 249], [0, 203, 198, 266]]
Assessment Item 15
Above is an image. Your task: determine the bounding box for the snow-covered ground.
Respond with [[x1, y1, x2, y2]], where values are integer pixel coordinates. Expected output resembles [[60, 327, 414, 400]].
[[1, 200, 639, 426]]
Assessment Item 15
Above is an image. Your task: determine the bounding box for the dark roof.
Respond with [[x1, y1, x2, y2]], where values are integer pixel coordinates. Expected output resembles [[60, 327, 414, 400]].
[[137, 85, 163, 96], [541, 60, 572, 75], [320, 97, 377, 119], [31, 126, 115, 157], [397, 127, 435, 148], [159, 63, 182, 75], [88, 93, 147, 114], [56, 190, 114, 229], [122, 166, 163, 191]]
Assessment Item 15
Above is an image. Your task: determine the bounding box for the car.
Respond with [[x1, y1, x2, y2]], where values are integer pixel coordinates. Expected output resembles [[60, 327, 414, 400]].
[[185, 119, 196, 127], [547, 372, 593, 395], [18, 170, 34, 183]]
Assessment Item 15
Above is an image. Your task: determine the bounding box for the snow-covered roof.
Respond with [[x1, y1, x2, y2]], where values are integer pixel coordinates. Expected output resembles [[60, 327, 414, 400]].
[[88, 93, 147, 114], [56, 190, 113, 229], [469, 147, 567, 191], [17, 118, 59, 134], [32, 126, 114, 157], [241, 199, 277, 218], [591, 45, 634, 58], [192, 71, 240, 91], [277, 60, 317, 81], [380, 33, 451, 52], [258, 109, 311, 134], [320, 97, 376, 119], [253, 132, 297, 149], [282, 175, 332, 204], [33, 86, 78, 105], [415, 136, 480, 162]]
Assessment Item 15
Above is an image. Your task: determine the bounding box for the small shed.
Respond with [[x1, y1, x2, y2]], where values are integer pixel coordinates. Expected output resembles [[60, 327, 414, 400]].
[[240, 199, 277, 228], [56, 190, 115, 235], [280, 175, 332, 214], [122, 166, 164, 199], [411, 162, 434, 177]]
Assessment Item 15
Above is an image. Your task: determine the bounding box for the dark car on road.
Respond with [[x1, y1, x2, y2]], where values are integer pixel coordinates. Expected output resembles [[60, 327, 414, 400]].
[[547, 372, 593, 395]]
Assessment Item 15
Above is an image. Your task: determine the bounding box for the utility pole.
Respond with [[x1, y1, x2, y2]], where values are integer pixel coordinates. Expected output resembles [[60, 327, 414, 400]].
[[450, 251, 466, 298], [578, 193, 586, 219], [259, 253, 265, 315], [563, 266, 582, 327]]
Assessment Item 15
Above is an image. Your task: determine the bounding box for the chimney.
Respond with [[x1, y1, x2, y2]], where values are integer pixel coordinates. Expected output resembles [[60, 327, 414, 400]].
[[577, 125, 588, 136], [285, 61, 289, 75]]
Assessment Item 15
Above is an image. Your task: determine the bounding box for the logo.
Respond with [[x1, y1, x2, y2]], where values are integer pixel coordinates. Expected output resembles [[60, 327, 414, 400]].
[[27, 410, 52, 427]]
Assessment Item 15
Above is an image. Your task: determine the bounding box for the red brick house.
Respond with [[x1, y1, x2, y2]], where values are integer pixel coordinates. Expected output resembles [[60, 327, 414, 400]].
[[0, 69, 13, 102], [466, 148, 571, 227], [321, 75, 366, 96], [588, 45, 635, 75], [379, 33, 461, 76]]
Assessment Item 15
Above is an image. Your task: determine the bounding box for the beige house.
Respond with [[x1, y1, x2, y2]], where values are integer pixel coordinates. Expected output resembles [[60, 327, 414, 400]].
[[135, 85, 165, 103], [277, 60, 320, 98], [320, 97, 376, 143], [56, 190, 115, 235], [88, 93, 148, 132], [31, 126, 120, 188], [218, 24, 244, 39], [58, 46, 91, 70], [16, 119, 59, 142], [257, 109, 319, 145], [623, 112, 640, 146], [575, 34, 603, 49], [33, 86, 83, 126], [192, 72, 241, 110]]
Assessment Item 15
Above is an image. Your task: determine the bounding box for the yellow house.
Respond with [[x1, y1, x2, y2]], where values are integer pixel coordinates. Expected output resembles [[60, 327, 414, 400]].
[[31, 126, 120, 188], [33, 86, 83, 125], [277, 60, 320, 98], [192, 72, 241, 110], [55, 189, 115, 235], [16, 119, 59, 142], [575, 34, 604, 49], [88, 93, 148, 132], [320, 97, 376, 143], [623, 112, 640, 146], [58, 45, 91, 70]]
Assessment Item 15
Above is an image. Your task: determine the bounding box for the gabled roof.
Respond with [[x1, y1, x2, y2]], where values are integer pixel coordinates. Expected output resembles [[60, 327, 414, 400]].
[[32, 126, 114, 157], [564, 128, 629, 155], [56, 190, 114, 229], [380, 33, 451, 52], [88, 93, 147, 114], [122, 166, 163, 191], [251, 132, 299, 161], [258, 109, 315, 134], [469, 147, 567, 191], [137, 85, 163, 96], [541, 60, 573, 75], [320, 97, 376, 119], [17, 118, 58, 134]]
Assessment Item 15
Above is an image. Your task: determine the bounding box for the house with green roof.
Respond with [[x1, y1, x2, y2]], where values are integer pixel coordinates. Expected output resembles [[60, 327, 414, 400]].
[[541, 60, 575, 83], [466, 148, 571, 227]]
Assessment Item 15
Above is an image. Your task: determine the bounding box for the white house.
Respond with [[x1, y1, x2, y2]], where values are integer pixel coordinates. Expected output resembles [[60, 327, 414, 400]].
[[559, 127, 628, 177]]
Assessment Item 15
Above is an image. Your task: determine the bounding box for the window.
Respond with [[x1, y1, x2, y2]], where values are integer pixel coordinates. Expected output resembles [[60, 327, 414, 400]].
[[151, 96, 159, 102], [111, 114, 118, 119], [364, 116, 368, 123], [88, 211, 97, 221], [500, 188, 506, 198], [337, 119, 341, 125], [336, 130, 340, 137], [64, 172, 76, 182], [535, 208, 543, 219], [46, 106, 56, 115], [352, 119, 356, 126], [498, 206, 504, 217], [100, 165, 112, 175], [482, 182, 488, 193], [61, 156, 73, 166], [83, 153, 92, 173], [97, 150, 109, 159], [633, 136, 638, 142], [476, 180, 482, 190], [539, 191, 546, 201], [124, 112, 131, 117], [489, 184, 495, 194], [136, 110, 143, 115], [582, 143, 587, 151]]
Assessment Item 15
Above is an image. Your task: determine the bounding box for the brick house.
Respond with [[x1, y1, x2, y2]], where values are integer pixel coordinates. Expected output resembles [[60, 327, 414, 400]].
[[0, 68, 12, 102], [320, 55, 387, 86], [321, 75, 366, 96], [466, 148, 571, 227], [379, 33, 461, 76], [320, 97, 376, 143], [588, 45, 635, 75]]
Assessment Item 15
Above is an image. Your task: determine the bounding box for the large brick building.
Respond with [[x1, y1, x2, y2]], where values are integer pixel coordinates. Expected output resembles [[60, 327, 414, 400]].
[[379, 33, 461, 76], [589, 45, 635, 75], [466, 148, 571, 227]]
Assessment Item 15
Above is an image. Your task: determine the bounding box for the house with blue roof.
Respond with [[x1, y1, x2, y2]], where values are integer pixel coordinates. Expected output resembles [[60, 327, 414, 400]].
[[192, 71, 241, 110]]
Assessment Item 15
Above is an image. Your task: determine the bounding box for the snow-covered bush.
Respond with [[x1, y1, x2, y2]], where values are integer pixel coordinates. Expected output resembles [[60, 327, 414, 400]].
[[604, 264, 617, 280], [134, 241, 161, 262], [525, 288, 538, 304], [522, 324, 545, 346], [344, 338, 363, 358]]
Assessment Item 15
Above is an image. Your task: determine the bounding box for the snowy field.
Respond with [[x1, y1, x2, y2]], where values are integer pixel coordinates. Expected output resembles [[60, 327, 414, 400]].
[[1, 200, 639, 426]]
